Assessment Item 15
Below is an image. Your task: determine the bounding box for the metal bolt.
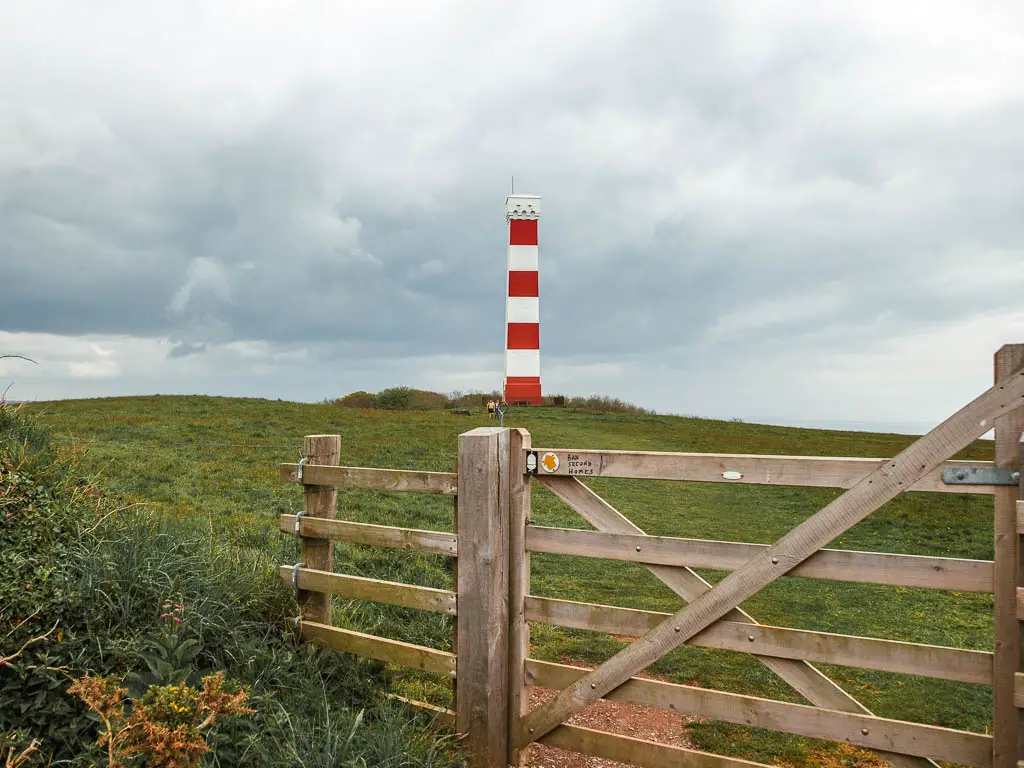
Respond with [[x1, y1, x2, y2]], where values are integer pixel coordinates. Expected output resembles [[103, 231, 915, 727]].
[[528, 728, 534, 734], [771, 557, 779, 565], [861, 728, 869, 736], [1013, 471, 1021, 483], [748, 635, 755, 642], [674, 626, 680, 632], [590, 683, 596, 689], [635, 545, 642, 552]]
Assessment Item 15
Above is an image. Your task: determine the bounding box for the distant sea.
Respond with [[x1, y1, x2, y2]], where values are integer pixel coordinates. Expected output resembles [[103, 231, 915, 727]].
[[758, 418, 996, 440]]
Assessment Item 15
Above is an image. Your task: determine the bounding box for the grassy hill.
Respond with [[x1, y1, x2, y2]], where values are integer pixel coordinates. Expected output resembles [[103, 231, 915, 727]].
[[25, 395, 997, 766]]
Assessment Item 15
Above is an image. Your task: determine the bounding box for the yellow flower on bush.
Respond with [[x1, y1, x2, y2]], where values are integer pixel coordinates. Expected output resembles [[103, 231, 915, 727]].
[[69, 671, 253, 767]]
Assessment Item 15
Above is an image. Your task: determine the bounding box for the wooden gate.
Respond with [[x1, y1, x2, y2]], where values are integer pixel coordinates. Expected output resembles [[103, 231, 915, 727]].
[[506, 345, 1024, 768], [276, 345, 1024, 768]]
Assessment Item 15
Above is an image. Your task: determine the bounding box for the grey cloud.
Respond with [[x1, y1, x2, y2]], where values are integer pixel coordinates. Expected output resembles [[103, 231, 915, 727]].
[[166, 341, 208, 359], [1, 1, 1023, 419]]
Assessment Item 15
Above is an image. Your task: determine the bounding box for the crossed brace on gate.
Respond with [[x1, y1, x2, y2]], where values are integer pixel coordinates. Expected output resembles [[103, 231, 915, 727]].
[[275, 347, 1024, 768]]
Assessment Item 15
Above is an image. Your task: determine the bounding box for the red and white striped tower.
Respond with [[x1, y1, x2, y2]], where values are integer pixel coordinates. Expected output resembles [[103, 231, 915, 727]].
[[504, 194, 542, 405]]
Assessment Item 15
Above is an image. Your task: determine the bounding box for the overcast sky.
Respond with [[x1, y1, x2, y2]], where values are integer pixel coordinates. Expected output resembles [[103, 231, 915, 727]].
[[2, 1, 1023, 432]]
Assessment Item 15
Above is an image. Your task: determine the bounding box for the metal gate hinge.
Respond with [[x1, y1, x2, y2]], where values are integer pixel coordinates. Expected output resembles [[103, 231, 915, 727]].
[[942, 467, 1021, 486]]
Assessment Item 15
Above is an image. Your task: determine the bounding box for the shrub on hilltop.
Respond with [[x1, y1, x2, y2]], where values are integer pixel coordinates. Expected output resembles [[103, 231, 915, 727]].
[[335, 391, 375, 409], [332, 387, 653, 414]]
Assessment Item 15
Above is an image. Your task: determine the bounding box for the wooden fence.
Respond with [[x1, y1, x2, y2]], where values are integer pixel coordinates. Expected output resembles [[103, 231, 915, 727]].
[[275, 345, 1024, 768]]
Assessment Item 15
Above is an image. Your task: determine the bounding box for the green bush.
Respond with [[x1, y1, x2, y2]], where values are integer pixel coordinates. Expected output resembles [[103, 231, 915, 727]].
[[372, 387, 415, 411], [336, 391, 375, 409], [0, 403, 466, 766]]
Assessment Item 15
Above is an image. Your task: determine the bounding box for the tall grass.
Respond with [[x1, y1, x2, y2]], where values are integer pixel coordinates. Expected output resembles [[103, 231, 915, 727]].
[[0, 402, 466, 767]]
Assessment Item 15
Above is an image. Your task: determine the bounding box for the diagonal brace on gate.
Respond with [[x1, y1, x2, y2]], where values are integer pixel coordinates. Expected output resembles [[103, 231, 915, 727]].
[[535, 474, 935, 768], [521, 363, 1024, 747]]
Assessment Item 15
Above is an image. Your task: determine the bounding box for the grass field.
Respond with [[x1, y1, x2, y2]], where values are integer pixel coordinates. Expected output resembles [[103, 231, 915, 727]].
[[28, 395, 997, 767]]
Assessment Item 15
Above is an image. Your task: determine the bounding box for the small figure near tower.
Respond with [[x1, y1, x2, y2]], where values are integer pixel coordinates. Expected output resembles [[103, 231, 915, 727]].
[[504, 194, 542, 405]]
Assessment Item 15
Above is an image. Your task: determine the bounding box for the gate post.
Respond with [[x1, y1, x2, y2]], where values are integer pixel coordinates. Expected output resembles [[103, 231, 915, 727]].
[[993, 345, 1024, 767], [456, 427, 511, 767], [297, 434, 341, 625], [507, 428, 532, 766]]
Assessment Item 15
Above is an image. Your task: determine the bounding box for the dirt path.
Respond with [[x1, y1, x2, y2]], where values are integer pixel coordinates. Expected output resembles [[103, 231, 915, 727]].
[[524, 683, 697, 768]]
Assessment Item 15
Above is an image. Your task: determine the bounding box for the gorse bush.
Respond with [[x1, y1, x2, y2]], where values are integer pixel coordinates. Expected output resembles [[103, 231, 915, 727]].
[[68, 671, 253, 768], [0, 403, 466, 766], [335, 391, 374, 409]]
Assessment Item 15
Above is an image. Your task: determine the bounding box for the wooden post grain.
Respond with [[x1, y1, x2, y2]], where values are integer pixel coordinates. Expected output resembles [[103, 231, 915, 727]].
[[993, 345, 1024, 767], [507, 428, 532, 766], [299, 434, 341, 625], [456, 427, 511, 768]]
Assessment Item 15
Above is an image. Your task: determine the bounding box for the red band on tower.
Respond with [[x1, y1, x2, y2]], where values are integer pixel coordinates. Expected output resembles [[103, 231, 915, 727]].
[[507, 271, 539, 297], [507, 323, 540, 349], [509, 219, 538, 246]]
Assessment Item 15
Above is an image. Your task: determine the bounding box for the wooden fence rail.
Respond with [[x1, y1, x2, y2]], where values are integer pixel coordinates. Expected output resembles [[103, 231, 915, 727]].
[[280, 463, 458, 494], [279, 566, 457, 614], [525, 525, 994, 591], [525, 595, 993, 684], [300, 621, 457, 677], [528, 658, 991, 765], [278, 348, 1024, 768], [279, 514, 457, 556], [527, 448, 998, 493]]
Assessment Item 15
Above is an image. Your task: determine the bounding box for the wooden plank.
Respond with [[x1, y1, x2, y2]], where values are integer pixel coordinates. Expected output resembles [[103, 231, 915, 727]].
[[507, 428, 533, 766], [528, 659, 993, 766], [526, 526, 993, 592], [279, 566, 457, 615], [456, 427, 510, 768], [536, 475, 937, 768], [525, 595, 993, 685], [538, 723, 772, 768], [388, 694, 456, 729], [280, 463, 458, 495], [280, 515, 457, 556], [522, 367, 1024, 745], [1016, 673, 1024, 709], [299, 620, 456, 677], [1018, 500, 1024, 534], [298, 435, 340, 625], [1018, 587, 1024, 622], [530, 449, 996, 494], [994, 346, 1024, 768]]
